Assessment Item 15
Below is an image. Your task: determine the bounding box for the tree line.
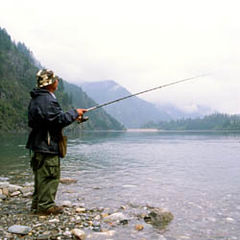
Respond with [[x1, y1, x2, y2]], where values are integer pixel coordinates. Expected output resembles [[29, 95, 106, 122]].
[[143, 113, 240, 130]]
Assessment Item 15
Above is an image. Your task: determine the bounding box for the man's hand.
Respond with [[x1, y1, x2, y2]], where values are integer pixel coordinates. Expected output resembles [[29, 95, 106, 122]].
[[76, 109, 88, 123], [76, 108, 88, 117]]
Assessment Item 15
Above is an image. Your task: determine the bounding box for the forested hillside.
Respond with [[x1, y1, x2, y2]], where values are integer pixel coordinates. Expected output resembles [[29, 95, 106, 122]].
[[143, 113, 240, 130], [0, 28, 124, 132], [63, 81, 124, 130]]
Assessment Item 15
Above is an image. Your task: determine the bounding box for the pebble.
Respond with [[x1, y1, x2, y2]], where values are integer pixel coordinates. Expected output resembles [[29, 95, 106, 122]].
[[49, 218, 60, 223], [61, 200, 72, 207], [71, 228, 86, 240], [0, 182, 9, 188], [2, 188, 9, 196], [10, 191, 21, 197], [60, 178, 77, 184], [8, 225, 32, 235], [76, 207, 86, 213], [104, 212, 127, 222], [226, 217, 234, 222], [94, 215, 101, 220], [8, 184, 23, 192], [0, 194, 7, 200], [135, 224, 144, 231], [0, 181, 175, 240]]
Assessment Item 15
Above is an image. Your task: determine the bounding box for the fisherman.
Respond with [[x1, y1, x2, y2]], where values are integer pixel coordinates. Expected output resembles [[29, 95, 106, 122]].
[[26, 69, 87, 215]]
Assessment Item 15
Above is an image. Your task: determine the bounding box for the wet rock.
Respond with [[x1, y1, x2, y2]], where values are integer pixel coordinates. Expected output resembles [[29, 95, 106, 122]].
[[94, 215, 101, 220], [120, 219, 128, 225], [0, 182, 9, 188], [120, 205, 127, 210], [135, 224, 144, 231], [10, 191, 21, 197], [60, 178, 77, 184], [226, 217, 234, 222], [2, 188, 9, 196], [37, 233, 50, 239], [62, 200, 72, 207], [71, 228, 86, 239], [144, 208, 173, 227], [8, 184, 23, 192], [76, 207, 86, 213], [63, 229, 72, 237], [20, 187, 33, 194], [8, 225, 32, 235], [22, 192, 32, 198], [92, 226, 101, 232], [49, 218, 60, 223], [0, 194, 7, 200], [104, 212, 127, 222]]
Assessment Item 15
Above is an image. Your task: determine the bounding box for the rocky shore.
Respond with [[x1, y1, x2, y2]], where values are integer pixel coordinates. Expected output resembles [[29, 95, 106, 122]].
[[0, 179, 173, 239]]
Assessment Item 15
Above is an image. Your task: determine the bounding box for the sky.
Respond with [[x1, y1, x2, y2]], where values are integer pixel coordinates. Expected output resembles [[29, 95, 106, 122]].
[[0, 0, 240, 114]]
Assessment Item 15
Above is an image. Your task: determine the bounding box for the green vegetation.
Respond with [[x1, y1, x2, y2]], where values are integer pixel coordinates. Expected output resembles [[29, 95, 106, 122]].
[[0, 27, 124, 133], [143, 113, 240, 130]]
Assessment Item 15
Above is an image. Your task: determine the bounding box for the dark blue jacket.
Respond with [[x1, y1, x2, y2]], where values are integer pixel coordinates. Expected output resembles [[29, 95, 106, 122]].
[[26, 88, 78, 155]]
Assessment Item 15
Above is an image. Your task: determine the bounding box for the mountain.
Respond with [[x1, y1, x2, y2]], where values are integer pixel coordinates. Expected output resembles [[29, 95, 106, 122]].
[[63, 81, 124, 130], [156, 103, 213, 120], [0, 27, 124, 133], [81, 80, 171, 128]]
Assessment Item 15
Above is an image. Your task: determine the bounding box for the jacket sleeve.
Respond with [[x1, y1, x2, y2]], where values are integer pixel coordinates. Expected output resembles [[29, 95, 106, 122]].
[[46, 100, 79, 129]]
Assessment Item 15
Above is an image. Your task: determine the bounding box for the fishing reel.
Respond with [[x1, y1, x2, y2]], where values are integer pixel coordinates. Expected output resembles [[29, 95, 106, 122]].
[[77, 116, 89, 124]]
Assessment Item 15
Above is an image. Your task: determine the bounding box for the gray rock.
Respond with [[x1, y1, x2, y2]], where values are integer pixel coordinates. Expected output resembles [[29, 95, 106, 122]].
[[20, 187, 33, 194], [71, 228, 86, 240], [8, 184, 23, 193], [0, 182, 9, 188], [0, 194, 7, 200], [8, 225, 32, 235], [10, 191, 21, 197], [2, 188, 9, 196], [104, 212, 128, 222], [22, 192, 32, 198], [61, 200, 72, 207], [144, 208, 173, 228]]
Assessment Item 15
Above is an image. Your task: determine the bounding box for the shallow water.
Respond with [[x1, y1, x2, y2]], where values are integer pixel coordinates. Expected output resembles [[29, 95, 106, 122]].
[[1, 131, 240, 239]]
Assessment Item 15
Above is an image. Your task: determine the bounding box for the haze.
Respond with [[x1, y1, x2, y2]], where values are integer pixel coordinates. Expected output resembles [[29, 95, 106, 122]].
[[1, 0, 239, 114]]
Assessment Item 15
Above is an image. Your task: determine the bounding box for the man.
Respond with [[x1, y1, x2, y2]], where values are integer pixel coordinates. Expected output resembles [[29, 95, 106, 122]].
[[26, 69, 87, 215]]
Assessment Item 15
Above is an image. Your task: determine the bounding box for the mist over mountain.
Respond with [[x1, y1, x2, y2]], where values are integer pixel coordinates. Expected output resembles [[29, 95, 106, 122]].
[[81, 80, 171, 128], [156, 103, 213, 120], [81, 80, 215, 128]]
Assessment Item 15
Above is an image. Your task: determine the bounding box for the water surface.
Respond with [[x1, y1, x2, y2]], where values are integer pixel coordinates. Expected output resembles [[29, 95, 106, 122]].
[[1, 131, 240, 239]]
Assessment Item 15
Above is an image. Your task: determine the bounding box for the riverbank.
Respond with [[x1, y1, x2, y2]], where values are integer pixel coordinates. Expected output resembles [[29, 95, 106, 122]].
[[0, 179, 173, 239]]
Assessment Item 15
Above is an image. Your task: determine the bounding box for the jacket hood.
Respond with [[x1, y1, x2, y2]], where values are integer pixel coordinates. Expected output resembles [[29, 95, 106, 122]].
[[30, 88, 50, 98]]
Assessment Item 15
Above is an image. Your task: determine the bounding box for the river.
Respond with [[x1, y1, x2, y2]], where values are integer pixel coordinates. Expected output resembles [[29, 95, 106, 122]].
[[1, 130, 240, 239]]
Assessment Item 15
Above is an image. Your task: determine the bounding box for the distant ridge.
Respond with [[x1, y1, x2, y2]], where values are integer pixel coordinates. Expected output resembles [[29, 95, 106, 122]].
[[81, 80, 171, 128]]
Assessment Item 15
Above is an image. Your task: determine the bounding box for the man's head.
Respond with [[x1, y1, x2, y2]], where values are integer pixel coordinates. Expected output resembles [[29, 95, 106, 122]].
[[36, 69, 58, 87], [36, 69, 59, 92]]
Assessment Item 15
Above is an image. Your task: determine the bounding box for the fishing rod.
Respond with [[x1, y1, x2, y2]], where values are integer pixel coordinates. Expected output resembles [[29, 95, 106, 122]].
[[78, 74, 208, 122]]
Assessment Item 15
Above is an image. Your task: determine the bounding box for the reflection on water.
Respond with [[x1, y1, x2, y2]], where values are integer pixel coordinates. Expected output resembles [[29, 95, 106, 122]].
[[1, 131, 240, 239]]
